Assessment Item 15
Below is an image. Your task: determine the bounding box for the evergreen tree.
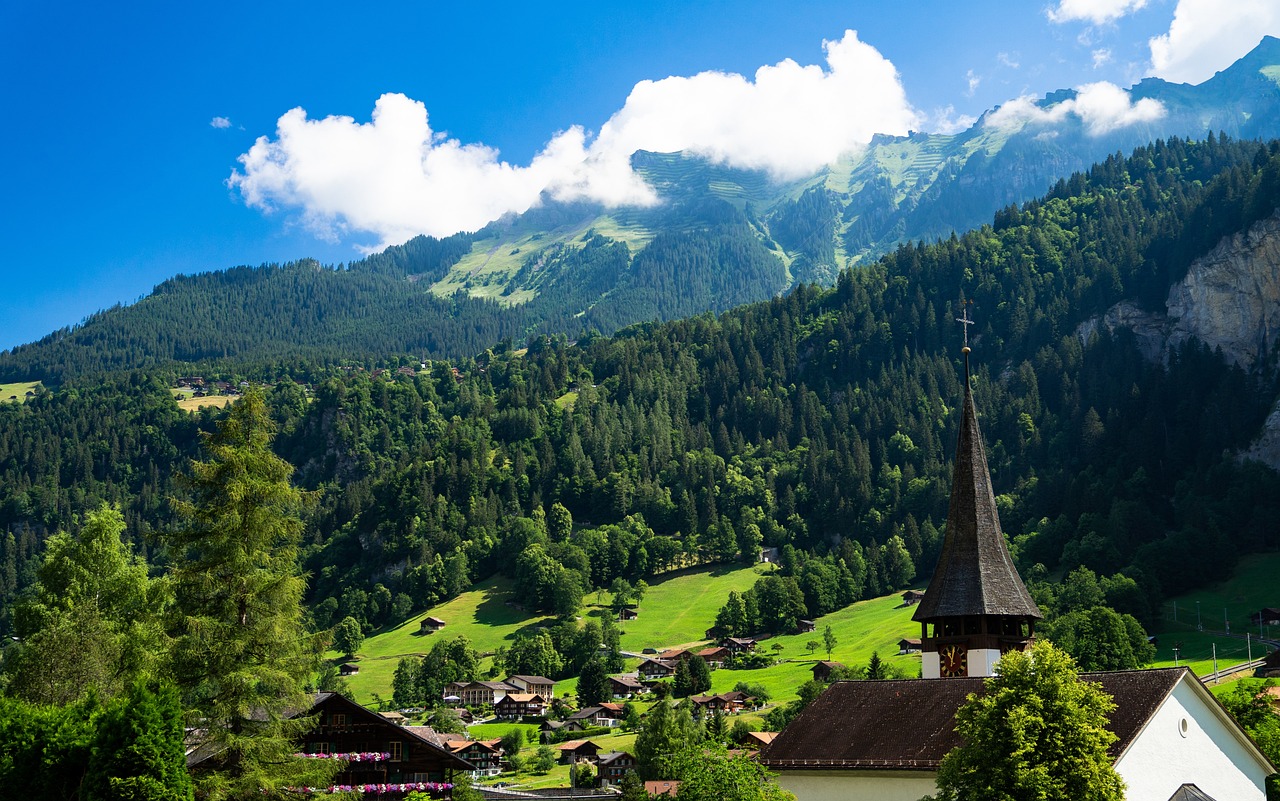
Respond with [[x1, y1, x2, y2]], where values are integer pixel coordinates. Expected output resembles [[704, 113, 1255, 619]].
[[163, 390, 338, 799], [926, 640, 1125, 801], [83, 680, 194, 801], [672, 658, 693, 698], [576, 656, 612, 707], [688, 655, 713, 695]]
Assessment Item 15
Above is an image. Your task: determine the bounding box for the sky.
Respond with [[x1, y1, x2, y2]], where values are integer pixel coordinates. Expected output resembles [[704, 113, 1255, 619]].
[[2, 0, 1278, 351]]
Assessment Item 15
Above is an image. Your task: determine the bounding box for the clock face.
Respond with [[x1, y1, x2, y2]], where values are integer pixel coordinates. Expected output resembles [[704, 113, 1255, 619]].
[[940, 644, 968, 677]]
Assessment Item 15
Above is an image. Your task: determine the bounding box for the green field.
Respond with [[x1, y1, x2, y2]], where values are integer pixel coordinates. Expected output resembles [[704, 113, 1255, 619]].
[[0, 381, 41, 403], [1149, 551, 1280, 677]]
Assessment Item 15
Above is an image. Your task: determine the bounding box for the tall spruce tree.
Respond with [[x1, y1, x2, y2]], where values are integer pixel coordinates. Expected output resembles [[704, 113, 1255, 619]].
[[84, 680, 194, 801], [164, 390, 338, 799]]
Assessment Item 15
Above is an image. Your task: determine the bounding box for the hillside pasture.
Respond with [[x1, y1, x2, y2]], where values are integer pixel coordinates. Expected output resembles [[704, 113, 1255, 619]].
[[0, 380, 41, 403]]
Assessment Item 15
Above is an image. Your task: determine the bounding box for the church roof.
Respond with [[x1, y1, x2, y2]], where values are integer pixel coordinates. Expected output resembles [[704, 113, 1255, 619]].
[[759, 668, 1185, 770], [913, 358, 1041, 622], [1167, 785, 1217, 801]]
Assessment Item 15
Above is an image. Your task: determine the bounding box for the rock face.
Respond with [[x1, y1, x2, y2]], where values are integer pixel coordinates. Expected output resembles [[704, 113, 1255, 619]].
[[1165, 213, 1280, 371], [1078, 212, 1280, 467]]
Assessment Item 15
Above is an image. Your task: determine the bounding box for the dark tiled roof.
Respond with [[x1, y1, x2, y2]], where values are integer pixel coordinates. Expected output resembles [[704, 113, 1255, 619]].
[[760, 668, 1185, 770], [913, 369, 1041, 621], [1168, 784, 1217, 801]]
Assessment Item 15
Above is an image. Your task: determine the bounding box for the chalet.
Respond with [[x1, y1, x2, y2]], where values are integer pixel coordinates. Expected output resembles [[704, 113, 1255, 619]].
[[379, 711, 407, 726], [646, 781, 681, 797], [742, 731, 778, 750], [657, 648, 695, 662], [1249, 607, 1280, 626], [901, 590, 926, 606], [448, 681, 515, 707], [721, 636, 758, 654], [505, 675, 555, 698], [557, 739, 602, 764], [637, 658, 676, 681], [289, 693, 474, 797], [760, 546, 780, 563], [810, 661, 845, 683], [619, 606, 640, 621], [758, 345, 1278, 801], [695, 646, 730, 668], [608, 675, 645, 698], [596, 751, 638, 787], [897, 638, 922, 655], [797, 619, 817, 633], [443, 739, 501, 777], [419, 616, 447, 633], [338, 662, 360, 676], [691, 691, 756, 715], [494, 693, 546, 719], [570, 704, 623, 728]]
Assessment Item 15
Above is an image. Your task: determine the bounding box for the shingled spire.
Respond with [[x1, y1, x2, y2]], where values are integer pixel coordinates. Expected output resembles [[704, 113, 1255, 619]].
[[913, 305, 1041, 678]]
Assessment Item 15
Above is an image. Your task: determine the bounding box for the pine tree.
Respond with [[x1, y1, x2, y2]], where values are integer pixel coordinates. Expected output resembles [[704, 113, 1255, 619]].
[[576, 656, 612, 707], [688, 655, 712, 695], [83, 680, 194, 801], [163, 390, 338, 799], [672, 658, 693, 698]]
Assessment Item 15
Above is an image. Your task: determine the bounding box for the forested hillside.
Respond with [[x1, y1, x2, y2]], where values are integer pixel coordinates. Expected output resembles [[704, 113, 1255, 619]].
[[3, 136, 1279, 641]]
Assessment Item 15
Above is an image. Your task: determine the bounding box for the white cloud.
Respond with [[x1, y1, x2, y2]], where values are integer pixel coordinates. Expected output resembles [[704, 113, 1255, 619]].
[[1092, 48, 1113, 68], [931, 106, 978, 135], [230, 30, 921, 249], [1149, 0, 1280, 84], [210, 116, 232, 129], [1047, 0, 1147, 25], [986, 81, 1166, 135], [998, 52, 1021, 69], [965, 70, 981, 97]]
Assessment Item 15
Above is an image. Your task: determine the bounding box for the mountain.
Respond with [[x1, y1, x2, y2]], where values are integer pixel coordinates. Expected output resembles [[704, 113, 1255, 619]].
[[4, 135, 1280, 636], [4, 39, 1280, 384]]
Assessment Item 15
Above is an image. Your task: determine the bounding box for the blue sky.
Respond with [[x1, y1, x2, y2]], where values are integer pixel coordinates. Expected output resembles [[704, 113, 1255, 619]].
[[2, 0, 1277, 351]]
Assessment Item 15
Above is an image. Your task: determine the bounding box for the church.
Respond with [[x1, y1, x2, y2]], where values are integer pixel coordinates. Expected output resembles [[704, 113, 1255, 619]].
[[759, 339, 1277, 801]]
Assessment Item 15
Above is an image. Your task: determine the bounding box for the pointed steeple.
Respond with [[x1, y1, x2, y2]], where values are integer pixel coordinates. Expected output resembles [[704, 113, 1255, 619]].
[[912, 355, 1041, 622], [914, 306, 1040, 678]]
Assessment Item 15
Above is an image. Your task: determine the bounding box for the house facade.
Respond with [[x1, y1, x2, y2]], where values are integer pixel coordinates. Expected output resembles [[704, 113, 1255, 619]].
[[596, 751, 638, 787], [293, 693, 474, 797], [494, 693, 547, 719], [505, 675, 555, 698]]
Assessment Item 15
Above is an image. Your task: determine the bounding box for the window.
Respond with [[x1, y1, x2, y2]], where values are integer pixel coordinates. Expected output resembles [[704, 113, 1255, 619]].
[[389, 741, 402, 762], [314, 742, 331, 755], [331, 713, 347, 727]]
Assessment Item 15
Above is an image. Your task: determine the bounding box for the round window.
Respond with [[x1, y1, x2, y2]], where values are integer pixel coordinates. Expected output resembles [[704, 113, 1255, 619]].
[[1179, 718, 1189, 737]]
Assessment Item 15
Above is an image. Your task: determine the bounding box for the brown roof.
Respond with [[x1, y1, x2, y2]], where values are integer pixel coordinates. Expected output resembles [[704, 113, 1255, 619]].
[[645, 780, 680, 796], [760, 669, 1186, 770], [913, 362, 1041, 622]]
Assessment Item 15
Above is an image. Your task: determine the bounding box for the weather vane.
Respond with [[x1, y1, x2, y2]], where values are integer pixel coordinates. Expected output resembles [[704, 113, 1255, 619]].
[[955, 299, 974, 352]]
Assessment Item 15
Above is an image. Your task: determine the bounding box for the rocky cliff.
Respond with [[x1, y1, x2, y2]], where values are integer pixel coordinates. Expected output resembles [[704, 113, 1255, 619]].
[[1079, 211, 1280, 467]]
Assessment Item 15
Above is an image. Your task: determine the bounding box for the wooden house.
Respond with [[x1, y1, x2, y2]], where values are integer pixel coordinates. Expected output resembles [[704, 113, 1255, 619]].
[[1249, 607, 1280, 626], [570, 704, 622, 728], [443, 739, 501, 777], [810, 661, 846, 683], [695, 647, 730, 668], [494, 693, 546, 719], [902, 590, 926, 606], [338, 662, 361, 676], [448, 680, 515, 707], [797, 619, 817, 633], [505, 674, 555, 698], [557, 739, 602, 764], [646, 780, 681, 797], [608, 675, 645, 698], [289, 693, 473, 797], [898, 638, 922, 654], [419, 616, 447, 633], [619, 606, 640, 621], [596, 752, 638, 787], [722, 636, 759, 653], [637, 658, 676, 681]]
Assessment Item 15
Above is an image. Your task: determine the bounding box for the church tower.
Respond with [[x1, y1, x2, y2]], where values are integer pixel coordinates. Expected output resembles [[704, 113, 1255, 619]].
[[914, 317, 1041, 678]]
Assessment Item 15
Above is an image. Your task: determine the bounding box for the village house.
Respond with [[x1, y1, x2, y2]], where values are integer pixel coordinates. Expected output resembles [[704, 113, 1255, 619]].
[[595, 751, 638, 787], [557, 739, 602, 765], [569, 703, 623, 728], [901, 590, 926, 606], [287, 693, 474, 798], [618, 606, 640, 621], [637, 658, 676, 681], [447, 680, 515, 707], [494, 693, 547, 720], [608, 675, 645, 698], [505, 674, 555, 698], [443, 739, 501, 777], [897, 638, 921, 655], [645, 781, 681, 797], [759, 346, 1278, 801], [810, 661, 845, 683], [338, 662, 360, 676], [657, 647, 696, 662], [721, 636, 759, 654], [742, 731, 778, 750], [797, 619, 816, 633], [695, 646, 730, 669], [1248, 607, 1280, 626]]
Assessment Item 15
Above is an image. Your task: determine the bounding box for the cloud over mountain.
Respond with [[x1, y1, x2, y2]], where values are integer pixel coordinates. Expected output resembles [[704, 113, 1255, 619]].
[[229, 30, 920, 250], [986, 81, 1165, 135], [1148, 0, 1280, 84]]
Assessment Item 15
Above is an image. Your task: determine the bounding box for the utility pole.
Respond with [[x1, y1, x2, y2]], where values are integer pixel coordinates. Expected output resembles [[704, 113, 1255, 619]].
[[1225, 608, 1230, 634], [1197, 601, 1202, 631], [1173, 644, 1180, 667], [1173, 601, 1177, 623], [1248, 632, 1252, 664], [1212, 643, 1218, 682]]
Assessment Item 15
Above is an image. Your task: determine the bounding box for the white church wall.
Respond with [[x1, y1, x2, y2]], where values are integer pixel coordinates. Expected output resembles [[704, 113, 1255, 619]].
[[967, 648, 1000, 677], [921, 651, 940, 678], [1113, 676, 1271, 801], [775, 769, 937, 801]]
